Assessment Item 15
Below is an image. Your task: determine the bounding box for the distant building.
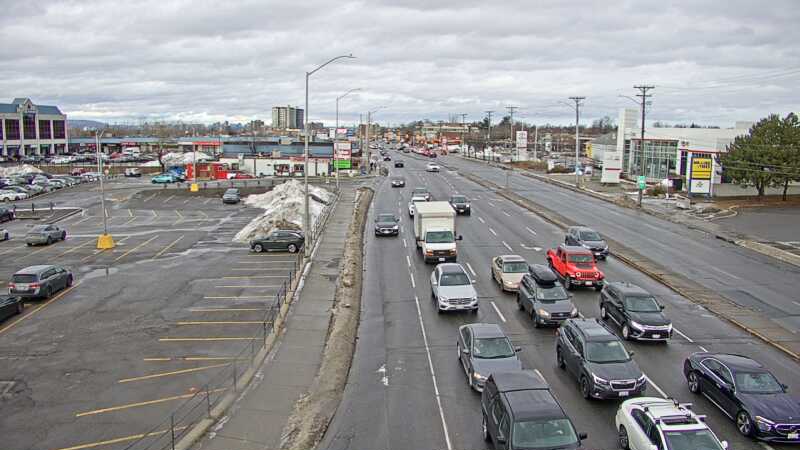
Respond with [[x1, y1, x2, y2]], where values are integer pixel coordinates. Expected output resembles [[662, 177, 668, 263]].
[[271, 106, 304, 129], [1, 98, 68, 158]]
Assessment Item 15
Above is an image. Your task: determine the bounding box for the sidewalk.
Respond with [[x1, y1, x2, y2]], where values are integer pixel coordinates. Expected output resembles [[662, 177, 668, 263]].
[[193, 186, 357, 450]]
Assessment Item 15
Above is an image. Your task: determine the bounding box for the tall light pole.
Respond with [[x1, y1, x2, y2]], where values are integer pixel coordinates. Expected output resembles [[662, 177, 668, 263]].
[[506, 106, 518, 160], [459, 113, 468, 156], [568, 97, 585, 186], [335, 88, 361, 189], [95, 129, 114, 249], [485, 110, 494, 161], [303, 53, 355, 258]]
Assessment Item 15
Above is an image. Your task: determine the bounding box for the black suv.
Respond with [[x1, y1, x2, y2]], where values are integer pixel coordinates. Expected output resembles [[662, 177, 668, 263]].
[[600, 282, 672, 341], [517, 264, 578, 327], [555, 318, 646, 400], [448, 194, 471, 215], [565, 226, 608, 260], [481, 370, 587, 449]]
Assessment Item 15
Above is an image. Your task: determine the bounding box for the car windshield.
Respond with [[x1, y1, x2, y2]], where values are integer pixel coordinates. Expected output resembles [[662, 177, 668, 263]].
[[472, 337, 515, 359], [377, 214, 397, 223], [579, 231, 602, 241], [503, 262, 528, 273], [663, 430, 724, 450], [426, 231, 454, 243], [451, 196, 466, 203], [567, 254, 593, 263], [585, 341, 630, 363], [735, 371, 784, 394], [512, 419, 579, 449], [440, 271, 470, 286], [624, 296, 661, 312], [536, 284, 569, 301]]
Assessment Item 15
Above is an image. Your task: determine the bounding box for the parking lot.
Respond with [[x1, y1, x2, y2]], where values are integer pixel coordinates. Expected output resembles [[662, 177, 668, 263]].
[[0, 180, 301, 450]]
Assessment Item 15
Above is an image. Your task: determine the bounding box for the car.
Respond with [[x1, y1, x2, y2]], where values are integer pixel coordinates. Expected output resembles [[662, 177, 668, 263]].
[[9, 265, 74, 299], [24, 183, 46, 195], [0, 190, 28, 202], [565, 226, 609, 260], [124, 168, 142, 177], [394, 160, 404, 168], [411, 187, 432, 201], [82, 172, 102, 181], [383, 155, 391, 161], [615, 397, 729, 450], [448, 194, 471, 215], [683, 352, 800, 442], [429, 152, 438, 158], [249, 229, 304, 253], [0, 295, 24, 323], [232, 172, 254, 179], [600, 282, 672, 341], [555, 318, 646, 400], [25, 224, 67, 246], [151, 173, 177, 184], [517, 264, 578, 327], [430, 263, 478, 313], [391, 177, 406, 188], [426, 162, 440, 172], [481, 370, 587, 450], [374, 213, 400, 236], [546, 245, 605, 291], [408, 195, 427, 217], [491, 255, 528, 292], [457, 323, 522, 391], [222, 188, 241, 204], [0, 207, 14, 222], [71, 168, 88, 176]]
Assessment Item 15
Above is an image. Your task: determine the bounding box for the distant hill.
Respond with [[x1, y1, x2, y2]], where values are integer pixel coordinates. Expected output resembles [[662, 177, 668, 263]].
[[68, 119, 107, 130]]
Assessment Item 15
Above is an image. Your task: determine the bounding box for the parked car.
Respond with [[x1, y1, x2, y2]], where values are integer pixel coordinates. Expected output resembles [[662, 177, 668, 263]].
[[151, 173, 177, 184], [615, 397, 729, 450], [0, 207, 14, 223], [481, 370, 587, 449], [9, 265, 74, 299], [391, 177, 406, 188], [383, 155, 391, 161], [565, 226, 609, 260], [394, 160, 404, 168], [555, 318, 646, 399], [411, 187, 432, 201], [426, 162, 440, 172], [430, 263, 478, 313], [71, 168, 89, 176], [0, 295, 24, 323], [546, 245, 604, 291], [25, 184, 46, 195], [124, 168, 142, 177], [249, 229, 304, 253], [222, 188, 241, 204], [684, 352, 800, 442], [517, 264, 578, 327], [25, 224, 67, 246], [491, 255, 528, 292], [448, 194, 471, 215], [374, 213, 400, 236], [82, 172, 102, 181], [457, 323, 522, 391], [600, 282, 672, 341], [0, 190, 28, 202]]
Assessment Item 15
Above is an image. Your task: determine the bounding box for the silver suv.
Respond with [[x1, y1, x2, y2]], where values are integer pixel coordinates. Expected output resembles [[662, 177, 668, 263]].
[[25, 224, 67, 246], [430, 263, 478, 313], [9, 265, 74, 299]]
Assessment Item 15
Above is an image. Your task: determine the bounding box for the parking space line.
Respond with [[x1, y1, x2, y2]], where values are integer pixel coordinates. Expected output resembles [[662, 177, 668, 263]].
[[502, 211, 511, 217], [525, 226, 537, 235], [19, 242, 64, 260], [673, 328, 694, 343], [52, 426, 189, 450], [75, 389, 226, 417], [465, 262, 476, 276], [175, 210, 183, 220], [0, 244, 28, 256], [121, 216, 137, 226], [182, 198, 191, 204], [163, 195, 175, 203], [502, 241, 513, 252], [55, 239, 95, 258], [158, 337, 259, 342], [113, 235, 159, 263], [143, 192, 158, 202], [128, 208, 133, 217], [203, 198, 212, 205], [0, 282, 81, 336], [643, 374, 668, 398], [199, 210, 209, 219], [72, 216, 94, 226], [118, 363, 230, 383], [477, 216, 485, 224], [214, 285, 281, 288], [229, 268, 289, 271], [488, 228, 497, 236], [490, 301, 507, 322], [152, 235, 184, 259], [144, 356, 248, 362]]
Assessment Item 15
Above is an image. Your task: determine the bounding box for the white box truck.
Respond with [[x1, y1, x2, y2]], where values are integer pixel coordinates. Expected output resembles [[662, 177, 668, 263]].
[[413, 201, 461, 263]]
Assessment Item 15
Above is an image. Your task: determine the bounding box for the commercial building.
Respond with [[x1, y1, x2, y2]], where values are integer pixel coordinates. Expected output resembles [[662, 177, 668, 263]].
[[1, 98, 68, 158], [271, 106, 304, 129]]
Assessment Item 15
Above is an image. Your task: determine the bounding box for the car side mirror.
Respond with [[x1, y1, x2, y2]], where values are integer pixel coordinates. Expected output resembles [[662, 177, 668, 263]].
[[720, 441, 728, 449], [515, 346, 522, 352], [628, 351, 635, 357], [781, 383, 788, 391], [457, 235, 463, 241], [660, 304, 666, 310], [462, 348, 469, 355], [578, 432, 588, 440]]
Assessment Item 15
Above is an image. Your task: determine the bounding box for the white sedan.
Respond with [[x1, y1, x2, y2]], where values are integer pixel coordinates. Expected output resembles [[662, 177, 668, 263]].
[[0, 190, 28, 202], [426, 163, 440, 172]]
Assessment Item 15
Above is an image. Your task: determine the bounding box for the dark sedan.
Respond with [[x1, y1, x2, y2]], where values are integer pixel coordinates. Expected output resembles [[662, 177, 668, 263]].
[[0, 207, 14, 222], [565, 226, 609, 260], [374, 213, 400, 236], [0, 295, 23, 323], [394, 160, 404, 168], [684, 352, 800, 442], [250, 229, 304, 253]]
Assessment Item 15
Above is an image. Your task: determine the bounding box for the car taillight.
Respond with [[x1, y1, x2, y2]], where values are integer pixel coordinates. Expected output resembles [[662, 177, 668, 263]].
[[8, 283, 15, 289], [30, 283, 40, 288]]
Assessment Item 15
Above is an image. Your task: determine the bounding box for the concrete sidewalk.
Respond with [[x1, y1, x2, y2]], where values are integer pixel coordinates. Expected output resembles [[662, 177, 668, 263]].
[[193, 186, 357, 450]]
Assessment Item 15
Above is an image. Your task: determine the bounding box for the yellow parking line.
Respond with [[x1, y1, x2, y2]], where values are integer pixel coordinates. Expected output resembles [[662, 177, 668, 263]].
[[118, 363, 229, 383], [128, 208, 133, 217], [73, 216, 93, 225], [51, 426, 189, 450], [81, 236, 132, 262], [144, 356, 248, 362], [18, 242, 62, 260], [175, 321, 269, 325], [203, 295, 274, 299], [122, 216, 137, 226], [152, 235, 184, 259], [152, 209, 158, 217], [158, 337, 259, 342], [75, 389, 226, 417], [175, 210, 183, 219], [55, 239, 95, 258], [113, 235, 159, 262], [0, 282, 81, 336]]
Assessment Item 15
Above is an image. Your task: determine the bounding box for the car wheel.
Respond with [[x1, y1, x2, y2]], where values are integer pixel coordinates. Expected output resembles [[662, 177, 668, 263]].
[[556, 348, 566, 369], [287, 244, 298, 253], [253, 244, 264, 253], [61, 231, 67, 241], [45, 287, 53, 299], [737, 411, 754, 437], [532, 311, 540, 328], [468, 370, 476, 390], [687, 370, 701, 394], [3, 232, 8, 241], [16, 301, 23, 315], [600, 305, 608, 320], [482, 413, 491, 442], [618, 426, 630, 450], [622, 324, 631, 340], [564, 277, 572, 290], [580, 376, 591, 399], [66, 275, 73, 287], [46, 237, 52, 245], [3, 198, 8, 202]]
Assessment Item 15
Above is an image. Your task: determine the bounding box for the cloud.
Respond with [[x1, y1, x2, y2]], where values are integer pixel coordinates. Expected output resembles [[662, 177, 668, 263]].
[[0, 0, 798, 126]]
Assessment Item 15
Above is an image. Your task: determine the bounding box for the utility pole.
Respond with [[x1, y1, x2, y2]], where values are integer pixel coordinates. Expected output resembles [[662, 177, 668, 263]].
[[459, 113, 468, 156], [506, 106, 518, 160], [533, 125, 539, 160], [634, 85, 655, 207], [484, 110, 494, 161], [568, 97, 585, 187]]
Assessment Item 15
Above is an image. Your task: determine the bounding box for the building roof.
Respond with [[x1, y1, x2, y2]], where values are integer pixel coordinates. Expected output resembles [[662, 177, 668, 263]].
[[1, 98, 64, 115]]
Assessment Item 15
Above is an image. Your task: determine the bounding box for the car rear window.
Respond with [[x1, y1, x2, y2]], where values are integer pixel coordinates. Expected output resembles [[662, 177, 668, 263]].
[[13, 274, 38, 283]]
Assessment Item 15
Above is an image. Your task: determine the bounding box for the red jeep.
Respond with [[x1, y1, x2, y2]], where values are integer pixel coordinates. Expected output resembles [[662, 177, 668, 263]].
[[545, 244, 604, 291]]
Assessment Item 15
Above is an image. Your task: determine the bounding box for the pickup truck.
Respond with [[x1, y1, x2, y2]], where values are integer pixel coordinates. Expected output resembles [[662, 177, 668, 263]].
[[545, 244, 604, 291], [414, 201, 462, 263]]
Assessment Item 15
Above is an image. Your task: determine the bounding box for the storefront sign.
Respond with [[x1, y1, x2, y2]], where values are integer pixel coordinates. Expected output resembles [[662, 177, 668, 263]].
[[691, 156, 712, 180], [690, 179, 710, 194], [516, 131, 528, 149]]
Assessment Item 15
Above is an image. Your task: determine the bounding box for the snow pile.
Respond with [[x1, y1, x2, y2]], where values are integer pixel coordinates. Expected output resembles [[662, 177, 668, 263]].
[[161, 151, 212, 167], [0, 164, 44, 177], [233, 180, 334, 243]]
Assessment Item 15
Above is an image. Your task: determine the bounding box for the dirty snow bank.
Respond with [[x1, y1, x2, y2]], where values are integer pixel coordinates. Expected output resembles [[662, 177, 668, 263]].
[[161, 151, 212, 167], [0, 164, 44, 177], [233, 180, 334, 243]]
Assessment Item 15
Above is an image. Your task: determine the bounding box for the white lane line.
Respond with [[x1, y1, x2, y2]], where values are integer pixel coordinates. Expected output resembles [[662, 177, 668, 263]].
[[403, 238, 408, 248], [709, 266, 741, 281], [465, 262, 476, 277], [413, 295, 453, 450], [502, 241, 513, 252], [698, 346, 709, 353], [478, 217, 486, 224], [673, 328, 694, 343], [400, 225, 404, 233], [490, 301, 507, 323], [502, 211, 511, 217], [409, 270, 416, 288], [525, 227, 537, 235], [643, 374, 668, 398], [792, 300, 800, 308], [488, 228, 497, 236], [406, 255, 412, 267], [487, 201, 496, 207]]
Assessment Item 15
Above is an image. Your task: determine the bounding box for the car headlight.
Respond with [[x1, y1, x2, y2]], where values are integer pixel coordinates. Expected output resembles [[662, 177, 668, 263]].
[[503, 279, 516, 286], [392, 225, 399, 230], [473, 372, 486, 381], [755, 416, 774, 432], [570, 307, 578, 317], [425, 250, 434, 256], [629, 321, 644, 331], [592, 374, 609, 386], [637, 375, 647, 385], [465, 203, 470, 208], [537, 309, 551, 318], [437, 295, 448, 302]]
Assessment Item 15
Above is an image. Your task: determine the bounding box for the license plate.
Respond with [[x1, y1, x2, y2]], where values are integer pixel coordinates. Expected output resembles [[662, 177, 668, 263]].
[[652, 334, 661, 339], [585, 281, 592, 286], [789, 432, 799, 440], [618, 391, 629, 397], [438, 257, 445, 262]]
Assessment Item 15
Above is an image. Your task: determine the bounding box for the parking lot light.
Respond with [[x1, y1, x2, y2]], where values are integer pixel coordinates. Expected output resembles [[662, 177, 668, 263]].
[[95, 129, 115, 249]]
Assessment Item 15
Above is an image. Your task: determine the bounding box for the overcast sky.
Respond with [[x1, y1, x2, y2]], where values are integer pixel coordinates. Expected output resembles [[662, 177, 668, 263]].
[[1, 0, 798, 127]]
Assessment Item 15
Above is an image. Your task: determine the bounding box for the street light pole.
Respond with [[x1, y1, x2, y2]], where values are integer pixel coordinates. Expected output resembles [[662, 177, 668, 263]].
[[303, 54, 355, 258], [633, 85, 655, 207], [568, 96, 585, 187], [335, 88, 361, 189], [95, 129, 114, 249]]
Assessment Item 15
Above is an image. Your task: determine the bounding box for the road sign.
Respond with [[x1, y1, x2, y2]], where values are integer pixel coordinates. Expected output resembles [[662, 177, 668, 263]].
[[637, 175, 646, 190]]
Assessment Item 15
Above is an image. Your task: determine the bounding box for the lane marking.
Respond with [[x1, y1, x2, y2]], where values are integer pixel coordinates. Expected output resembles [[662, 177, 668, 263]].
[[113, 235, 159, 262], [487, 201, 495, 207], [203, 295, 274, 299], [643, 374, 668, 398], [121, 216, 137, 226], [152, 235, 184, 258], [488, 228, 497, 236], [203, 198, 212, 205], [182, 198, 191, 204], [502, 241, 513, 252], [403, 238, 407, 248], [214, 285, 281, 289], [163, 194, 175, 203], [190, 308, 267, 312], [502, 211, 511, 217], [52, 426, 189, 450], [465, 262, 476, 277], [175, 320, 269, 325], [791, 300, 800, 308], [413, 295, 453, 450], [673, 328, 694, 343], [144, 356, 248, 362], [222, 275, 286, 279], [407, 255, 412, 267], [491, 301, 507, 322], [143, 192, 158, 202], [525, 226, 537, 235], [75, 389, 226, 417], [0, 282, 81, 336], [118, 363, 230, 383], [698, 346, 709, 352], [478, 217, 485, 224], [409, 270, 416, 288], [127, 208, 133, 217]]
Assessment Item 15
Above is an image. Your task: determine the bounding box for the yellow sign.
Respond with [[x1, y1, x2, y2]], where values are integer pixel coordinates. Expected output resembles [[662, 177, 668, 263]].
[[692, 157, 712, 180]]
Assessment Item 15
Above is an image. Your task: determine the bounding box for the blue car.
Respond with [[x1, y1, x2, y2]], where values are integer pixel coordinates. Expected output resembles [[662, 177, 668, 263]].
[[151, 174, 177, 184]]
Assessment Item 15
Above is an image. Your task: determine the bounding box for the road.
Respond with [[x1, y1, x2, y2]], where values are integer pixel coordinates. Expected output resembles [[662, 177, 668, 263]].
[[320, 153, 799, 450]]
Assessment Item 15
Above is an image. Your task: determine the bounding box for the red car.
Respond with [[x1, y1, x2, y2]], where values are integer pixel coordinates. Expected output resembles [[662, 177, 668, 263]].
[[230, 172, 254, 179], [545, 244, 604, 291]]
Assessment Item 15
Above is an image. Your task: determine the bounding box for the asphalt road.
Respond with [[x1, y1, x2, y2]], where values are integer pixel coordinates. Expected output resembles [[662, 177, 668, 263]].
[[0, 180, 300, 450], [320, 153, 800, 450], [717, 206, 800, 242]]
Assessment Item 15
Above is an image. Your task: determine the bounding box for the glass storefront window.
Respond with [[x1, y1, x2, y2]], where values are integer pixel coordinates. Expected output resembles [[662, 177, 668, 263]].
[[628, 139, 679, 180]]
